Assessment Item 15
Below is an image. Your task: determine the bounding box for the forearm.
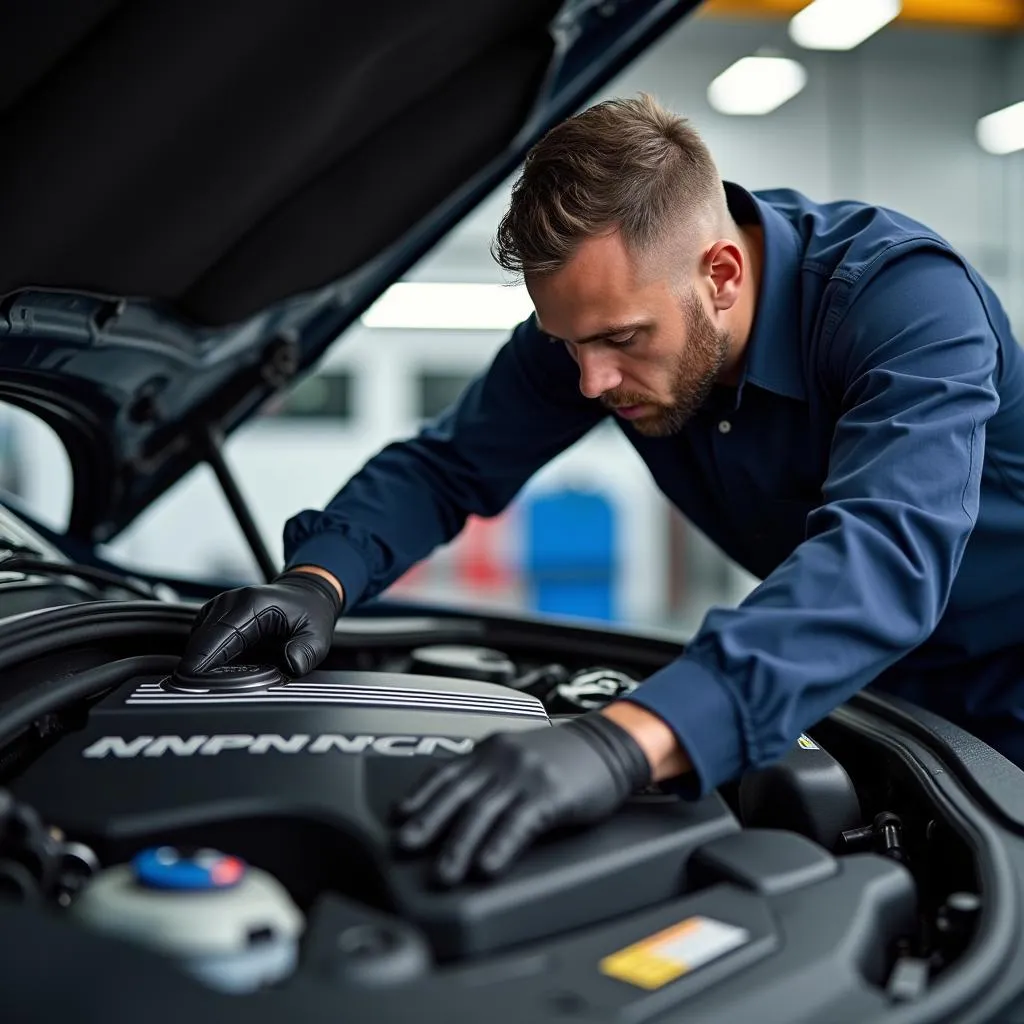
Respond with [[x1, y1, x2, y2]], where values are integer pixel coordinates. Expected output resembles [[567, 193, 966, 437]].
[[283, 318, 603, 609], [289, 564, 345, 603], [283, 435, 489, 604], [600, 701, 692, 781]]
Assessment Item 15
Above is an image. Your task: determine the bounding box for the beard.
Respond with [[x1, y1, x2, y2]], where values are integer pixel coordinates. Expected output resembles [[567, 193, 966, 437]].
[[601, 290, 731, 438]]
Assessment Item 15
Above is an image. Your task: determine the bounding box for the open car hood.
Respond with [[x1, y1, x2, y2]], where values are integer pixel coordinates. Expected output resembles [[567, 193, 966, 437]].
[[0, 0, 700, 546]]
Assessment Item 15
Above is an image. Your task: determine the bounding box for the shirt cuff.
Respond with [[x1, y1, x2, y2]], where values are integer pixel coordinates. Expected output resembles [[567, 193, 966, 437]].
[[624, 656, 749, 799], [283, 533, 372, 613]]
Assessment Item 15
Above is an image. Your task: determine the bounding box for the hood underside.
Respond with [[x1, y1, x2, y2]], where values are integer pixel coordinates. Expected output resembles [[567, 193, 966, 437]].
[[0, 0, 700, 545], [1, 0, 570, 326]]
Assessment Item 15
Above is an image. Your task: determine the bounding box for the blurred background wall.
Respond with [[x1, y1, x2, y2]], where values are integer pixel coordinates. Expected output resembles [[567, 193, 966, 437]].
[[3, 1, 1023, 637]]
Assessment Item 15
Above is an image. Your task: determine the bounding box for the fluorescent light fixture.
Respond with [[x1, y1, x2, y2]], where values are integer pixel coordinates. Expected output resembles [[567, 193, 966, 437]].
[[976, 100, 1024, 156], [360, 282, 534, 330], [707, 56, 807, 116], [789, 0, 901, 51]]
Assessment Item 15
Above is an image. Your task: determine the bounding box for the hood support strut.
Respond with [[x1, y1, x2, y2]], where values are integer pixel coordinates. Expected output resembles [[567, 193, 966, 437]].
[[198, 425, 278, 584]]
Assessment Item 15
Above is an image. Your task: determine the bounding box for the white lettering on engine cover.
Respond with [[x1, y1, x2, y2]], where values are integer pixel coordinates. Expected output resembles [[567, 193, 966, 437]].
[[143, 736, 208, 757], [249, 734, 311, 754], [308, 734, 374, 754], [81, 734, 475, 759]]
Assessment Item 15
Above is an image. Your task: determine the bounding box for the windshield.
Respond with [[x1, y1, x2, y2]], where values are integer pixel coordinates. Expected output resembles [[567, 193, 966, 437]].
[[0, 504, 62, 560], [0, 405, 70, 561]]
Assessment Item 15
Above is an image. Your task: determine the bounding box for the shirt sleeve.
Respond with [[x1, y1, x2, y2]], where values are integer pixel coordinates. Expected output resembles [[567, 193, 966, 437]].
[[626, 247, 1002, 796], [282, 315, 605, 608]]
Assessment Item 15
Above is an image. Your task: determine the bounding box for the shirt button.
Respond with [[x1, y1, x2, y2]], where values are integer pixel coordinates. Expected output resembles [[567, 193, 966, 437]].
[[718, 419, 732, 434]]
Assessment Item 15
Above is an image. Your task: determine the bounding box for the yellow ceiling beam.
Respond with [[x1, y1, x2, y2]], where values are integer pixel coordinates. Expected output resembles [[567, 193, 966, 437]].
[[699, 0, 1024, 30]]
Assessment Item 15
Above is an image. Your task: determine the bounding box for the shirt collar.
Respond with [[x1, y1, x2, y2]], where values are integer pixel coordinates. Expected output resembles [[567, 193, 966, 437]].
[[724, 181, 808, 405]]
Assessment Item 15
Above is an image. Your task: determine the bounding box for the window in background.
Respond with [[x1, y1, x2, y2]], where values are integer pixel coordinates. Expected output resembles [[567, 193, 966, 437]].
[[417, 371, 476, 419], [0, 402, 72, 532], [262, 371, 354, 421]]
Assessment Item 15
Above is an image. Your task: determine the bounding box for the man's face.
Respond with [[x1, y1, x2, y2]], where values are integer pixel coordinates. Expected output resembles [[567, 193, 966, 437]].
[[527, 229, 733, 437]]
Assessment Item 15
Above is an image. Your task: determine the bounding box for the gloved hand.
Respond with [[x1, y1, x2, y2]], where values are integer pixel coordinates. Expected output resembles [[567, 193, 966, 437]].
[[178, 570, 343, 678], [393, 711, 652, 886]]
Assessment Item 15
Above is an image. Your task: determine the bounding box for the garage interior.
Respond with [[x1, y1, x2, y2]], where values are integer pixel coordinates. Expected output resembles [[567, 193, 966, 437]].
[[1, 0, 1022, 638]]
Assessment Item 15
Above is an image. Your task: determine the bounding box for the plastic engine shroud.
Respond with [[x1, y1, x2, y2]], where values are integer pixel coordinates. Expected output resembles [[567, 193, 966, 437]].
[[6, 666, 918, 1024]]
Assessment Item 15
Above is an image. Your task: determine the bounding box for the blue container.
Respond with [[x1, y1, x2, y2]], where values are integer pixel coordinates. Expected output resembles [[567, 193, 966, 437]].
[[523, 488, 617, 621]]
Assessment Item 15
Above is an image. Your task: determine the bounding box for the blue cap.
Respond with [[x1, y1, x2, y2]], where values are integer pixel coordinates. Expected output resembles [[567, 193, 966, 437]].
[[132, 847, 246, 891]]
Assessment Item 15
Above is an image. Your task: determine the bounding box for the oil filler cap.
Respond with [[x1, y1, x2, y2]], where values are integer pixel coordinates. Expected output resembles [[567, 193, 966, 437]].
[[133, 847, 247, 892], [161, 663, 285, 693]]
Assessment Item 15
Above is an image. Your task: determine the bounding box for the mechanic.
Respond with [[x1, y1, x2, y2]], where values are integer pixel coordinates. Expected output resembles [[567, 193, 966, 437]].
[[178, 94, 1024, 888]]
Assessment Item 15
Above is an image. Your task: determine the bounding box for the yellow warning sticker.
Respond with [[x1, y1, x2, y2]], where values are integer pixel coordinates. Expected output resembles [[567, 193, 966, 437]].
[[599, 916, 750, 990], [797, 734, 819, 750]]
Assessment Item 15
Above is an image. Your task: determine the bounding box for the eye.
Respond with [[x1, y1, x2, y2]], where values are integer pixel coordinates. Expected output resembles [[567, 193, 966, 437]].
[[608, 334, 636, 349]]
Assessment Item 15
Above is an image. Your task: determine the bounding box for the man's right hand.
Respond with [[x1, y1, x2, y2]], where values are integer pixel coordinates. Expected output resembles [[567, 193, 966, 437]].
[[177, 568, 344, 678]]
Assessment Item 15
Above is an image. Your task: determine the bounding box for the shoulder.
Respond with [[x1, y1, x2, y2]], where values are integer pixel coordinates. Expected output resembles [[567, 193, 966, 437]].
[[758, 189, 999, 344], [754, 186, 960, 288]]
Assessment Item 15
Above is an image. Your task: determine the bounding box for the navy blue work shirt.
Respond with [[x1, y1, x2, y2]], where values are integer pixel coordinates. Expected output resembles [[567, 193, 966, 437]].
[[284, 181, 1024, 796]]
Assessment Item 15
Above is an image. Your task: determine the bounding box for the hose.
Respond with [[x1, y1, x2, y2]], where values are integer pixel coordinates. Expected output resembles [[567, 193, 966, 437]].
[[0, 655, 179, 748]]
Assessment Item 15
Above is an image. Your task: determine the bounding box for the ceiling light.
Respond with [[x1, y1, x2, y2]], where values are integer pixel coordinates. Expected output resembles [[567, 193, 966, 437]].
[[789, 0, 901, 51], [976, 100, 1024, 156], [360, 282, 534, 331], [707, 56, 807, 116]]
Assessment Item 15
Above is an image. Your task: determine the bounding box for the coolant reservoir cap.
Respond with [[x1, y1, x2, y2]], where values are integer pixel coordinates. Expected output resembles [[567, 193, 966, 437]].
[[132, 847, 247, 892]]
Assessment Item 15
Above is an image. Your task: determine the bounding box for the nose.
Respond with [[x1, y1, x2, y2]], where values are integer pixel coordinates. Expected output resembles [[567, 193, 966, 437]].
[[576, 348, 623, 400]]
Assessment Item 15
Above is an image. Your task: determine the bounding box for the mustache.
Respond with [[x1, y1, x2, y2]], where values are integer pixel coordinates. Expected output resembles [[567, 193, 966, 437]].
[[600, 391, 654, 409]]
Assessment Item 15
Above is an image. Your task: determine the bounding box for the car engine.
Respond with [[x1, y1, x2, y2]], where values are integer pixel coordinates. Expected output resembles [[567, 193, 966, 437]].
[[0, 615, 999, 1024]]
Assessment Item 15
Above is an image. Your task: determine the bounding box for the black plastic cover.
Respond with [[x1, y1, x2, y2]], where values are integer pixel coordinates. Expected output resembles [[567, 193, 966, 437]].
[[2, 665, 925, 1022], [0, 847, 918, 1024], [738, 735, 863, 850], [690, 828, 838, 896], [9, 668, 739, 958], [408, 645, 517, 685]]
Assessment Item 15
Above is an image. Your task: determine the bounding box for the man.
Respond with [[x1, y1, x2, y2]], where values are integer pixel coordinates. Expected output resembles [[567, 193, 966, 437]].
[[179, 94, 1024, 887]]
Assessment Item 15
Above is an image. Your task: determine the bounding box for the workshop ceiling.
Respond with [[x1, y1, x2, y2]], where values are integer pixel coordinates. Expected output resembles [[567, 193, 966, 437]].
[[700, 0, 1024, 31]]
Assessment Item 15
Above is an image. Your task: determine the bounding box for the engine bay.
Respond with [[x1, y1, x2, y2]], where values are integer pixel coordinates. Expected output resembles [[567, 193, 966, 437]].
[[0, 602, 1012, 1024]]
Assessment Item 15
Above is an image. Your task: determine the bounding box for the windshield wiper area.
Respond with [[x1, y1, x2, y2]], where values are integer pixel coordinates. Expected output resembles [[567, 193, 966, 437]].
[[0, 551, 161, 601]]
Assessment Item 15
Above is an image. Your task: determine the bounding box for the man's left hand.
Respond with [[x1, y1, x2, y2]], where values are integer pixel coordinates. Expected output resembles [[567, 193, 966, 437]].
[[392, 711, 652, 886]]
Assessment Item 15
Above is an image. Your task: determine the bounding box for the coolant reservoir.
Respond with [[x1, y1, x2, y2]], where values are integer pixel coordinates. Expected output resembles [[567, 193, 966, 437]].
[[68, 846, 304, 993]]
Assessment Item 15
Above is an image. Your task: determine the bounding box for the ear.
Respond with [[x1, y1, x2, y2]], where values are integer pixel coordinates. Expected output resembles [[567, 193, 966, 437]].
[[701, 239, 744, 312]]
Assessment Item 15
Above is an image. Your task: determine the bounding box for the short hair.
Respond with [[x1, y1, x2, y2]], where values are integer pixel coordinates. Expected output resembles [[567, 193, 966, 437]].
[[492, 93, 725, 278]]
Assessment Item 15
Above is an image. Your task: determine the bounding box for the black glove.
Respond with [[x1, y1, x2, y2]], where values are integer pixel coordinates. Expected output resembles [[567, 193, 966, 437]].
[[393, 712, 651, 886], [178, 571, 343, 678]]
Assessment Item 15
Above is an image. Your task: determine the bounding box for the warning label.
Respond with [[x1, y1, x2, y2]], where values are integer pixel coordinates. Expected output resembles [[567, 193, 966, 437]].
[[599, 916, 750, 990]]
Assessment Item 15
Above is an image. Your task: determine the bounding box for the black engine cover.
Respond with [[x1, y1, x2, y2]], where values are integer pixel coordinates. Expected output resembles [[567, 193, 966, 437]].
[[11, 667, 739, 959], [15, 668, 551, 837]]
